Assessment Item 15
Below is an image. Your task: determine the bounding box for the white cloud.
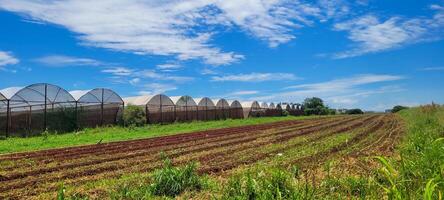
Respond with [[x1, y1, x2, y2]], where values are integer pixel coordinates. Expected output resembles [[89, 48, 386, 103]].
[[156, 63, 182, 70], [0, 0, 348, 64], [211, 72, 299, 82], [228, 90, 259, 96], [129, 78, 141, 85], [285, 74, 404, 91], [101, 67, 193, 84], [0, 51, 19, 67], [333, 6, 444, 58], [420, 67, 444, 71], [35, 55, 102, 66], [101, 67, 133, 76], [138, 83, 177, 95], [252, 74, 405, 108]]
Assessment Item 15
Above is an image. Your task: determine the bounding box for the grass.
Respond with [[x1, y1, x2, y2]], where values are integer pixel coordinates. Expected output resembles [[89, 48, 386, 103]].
[[0, 115, 316, 154]]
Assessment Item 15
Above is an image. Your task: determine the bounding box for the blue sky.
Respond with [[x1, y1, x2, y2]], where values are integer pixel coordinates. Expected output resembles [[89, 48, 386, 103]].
[[0, 0, 443, 111]]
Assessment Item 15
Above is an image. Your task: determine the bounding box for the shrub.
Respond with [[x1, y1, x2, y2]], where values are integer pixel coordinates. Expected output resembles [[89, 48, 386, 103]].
[[149, 157, 204, 197], [221, 167, 310, 200], [282, 110, 290, 116], [391, 105, 408, 113], [345, 108, 364, 115], [123, 105, 146, 127]]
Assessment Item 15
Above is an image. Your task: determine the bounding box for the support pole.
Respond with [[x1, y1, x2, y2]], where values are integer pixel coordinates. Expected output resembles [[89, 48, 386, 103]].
[[6, 100, 10, 137], [160, 95, 163, 124], [75, 101, 78, 129], [145, 104, 149, 124], [43, 84, 47, 131], [122, 102, 125, 126], [100, 89, 104, 126]]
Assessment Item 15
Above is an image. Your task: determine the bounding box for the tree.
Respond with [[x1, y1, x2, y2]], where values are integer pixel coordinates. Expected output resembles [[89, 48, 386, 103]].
[[123, 105, 146, 127], [346, 108, 364, 115], [303, 97, 330, 115], [391, 105, 408, 113]]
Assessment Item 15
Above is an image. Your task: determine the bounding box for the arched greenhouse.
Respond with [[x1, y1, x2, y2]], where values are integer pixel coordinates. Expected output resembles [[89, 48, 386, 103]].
[[227, 100, 243, 119], [70, 88, 124, 128], [171, 95, 198, 122], [214, 98, 230, 120], [195, 97, 216, 121], [0, 83, 77, 137]]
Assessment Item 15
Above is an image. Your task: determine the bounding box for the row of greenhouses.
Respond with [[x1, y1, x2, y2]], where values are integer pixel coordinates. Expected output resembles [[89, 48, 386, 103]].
[[0, 83, 304, 137]]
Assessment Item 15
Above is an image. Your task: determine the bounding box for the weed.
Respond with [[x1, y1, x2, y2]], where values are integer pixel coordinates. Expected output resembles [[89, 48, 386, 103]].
[[149, 157, 204, 197]]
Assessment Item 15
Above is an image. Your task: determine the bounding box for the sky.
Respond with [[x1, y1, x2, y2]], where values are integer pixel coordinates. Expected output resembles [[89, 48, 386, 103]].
[[0, 0, 443, 111]]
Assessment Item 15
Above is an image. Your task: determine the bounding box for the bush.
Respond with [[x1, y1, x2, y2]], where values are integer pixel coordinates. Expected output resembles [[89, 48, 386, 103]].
[[123, 105, 146, 127], [391, 105, 408, 113], [282, 110, 290, 116], [221, 167, 311, 200], [150, 157, 204, 197], [345, 108, 364, 115]]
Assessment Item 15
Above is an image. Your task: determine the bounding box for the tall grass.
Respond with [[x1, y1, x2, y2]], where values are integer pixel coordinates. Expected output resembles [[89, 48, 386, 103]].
[[220, 166, 315, 200], [375, 105, 444, 199]]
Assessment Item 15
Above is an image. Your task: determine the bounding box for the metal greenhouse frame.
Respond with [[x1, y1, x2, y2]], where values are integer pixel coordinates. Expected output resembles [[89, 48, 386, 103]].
[[195, 97, 216, 121], [70, 88, 124, 128], [227, 100, 243, 119], [241, 101, 263, 118], [123, 94, 176, 124], [214, 98, 230, 120], [171, 95, 198, 122], [0, 83, 77, 137]]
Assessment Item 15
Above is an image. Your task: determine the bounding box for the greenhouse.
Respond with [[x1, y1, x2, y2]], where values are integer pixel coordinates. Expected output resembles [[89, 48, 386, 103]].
[[70, 88, 124, 128], [214, 98, 230, 120], [227, 100, 243, 119], [265, 102, 282, 117], [195, 97, 216, 121], [0, 83, 77, 137], [289, 103, 304, 116], [123, 94, 176, 124], [241, 101, 263, 118], [171, 95, 198, 122]]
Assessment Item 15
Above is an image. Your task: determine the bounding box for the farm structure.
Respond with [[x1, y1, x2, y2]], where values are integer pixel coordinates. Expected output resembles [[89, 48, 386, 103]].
[[227, 100, 244, 119], [195, 97, 216, 121], [70, 89, 124, 128], [0, 84, 125, 137], [170, 96, 198, 122], [1, 83, 306, 137], [123, 95, 176, 124]]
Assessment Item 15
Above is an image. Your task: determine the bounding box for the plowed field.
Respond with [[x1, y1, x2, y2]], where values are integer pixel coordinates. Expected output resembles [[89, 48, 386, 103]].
[[0, 114, 403, 199]]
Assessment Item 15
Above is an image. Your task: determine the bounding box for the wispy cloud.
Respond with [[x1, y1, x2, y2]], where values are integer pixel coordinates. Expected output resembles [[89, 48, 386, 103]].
[[253, 74, 405, 108], [35, 55, 102, 66], [101, 67, 134, 76], [0, 50, 19, 67], [0, 0, 350, 65], [285, 74, 403, 90], [101, 67, 193, 84], [228, 90, 259, 96], [156, 63, 182, 71], [419, 67, 444, 71], [333, 5, 444, 58], [211, 72, 299, 82], [138, 83, 177, 95]]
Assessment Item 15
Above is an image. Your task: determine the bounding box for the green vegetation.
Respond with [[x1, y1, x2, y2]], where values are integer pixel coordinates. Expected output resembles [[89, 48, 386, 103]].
[[391, 105, 409, 113], [345, 108, 364, 115], [303, 97, 336, 115], [374, 105, 444, 199], [122, 105, 146, 127], [0, 115, 311, 154], [221, 166, 313, 200], [150, 156, 205, 197]]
